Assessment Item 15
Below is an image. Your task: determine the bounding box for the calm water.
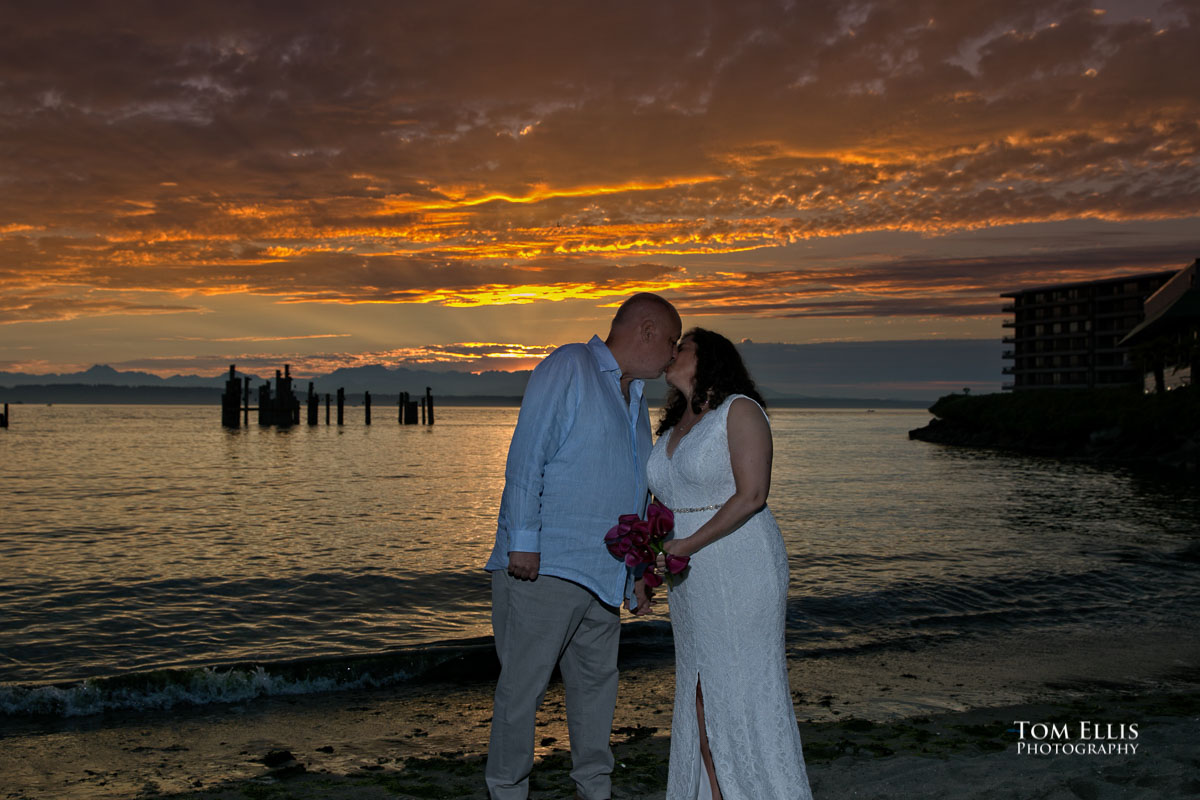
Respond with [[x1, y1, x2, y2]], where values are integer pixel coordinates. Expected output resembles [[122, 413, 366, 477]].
[[2, 404, 1199, 715]]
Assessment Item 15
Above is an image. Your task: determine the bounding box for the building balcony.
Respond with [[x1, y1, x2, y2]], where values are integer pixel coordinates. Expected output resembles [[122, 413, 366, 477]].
[[1001, 304, 1015, 313], [1002, 382, 1015, 391], [1039, 348, 1091, 357], [1014, 366, 1092, 375], [1002, 320, 1015, 328], [1002, 350, 1014, 359]]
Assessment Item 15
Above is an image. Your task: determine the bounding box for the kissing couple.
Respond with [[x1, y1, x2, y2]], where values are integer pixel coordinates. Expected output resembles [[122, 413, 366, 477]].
[[484, 293, 813, 800]]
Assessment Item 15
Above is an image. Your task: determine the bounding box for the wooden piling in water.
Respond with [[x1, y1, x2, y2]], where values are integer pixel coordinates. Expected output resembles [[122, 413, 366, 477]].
[[220, 367, 432, 430], [221, 364, 241, 428], [273, 366, 298, 428], [290, 369, 300, 425], [258, 382, 272, 426], [400, 391, 417, 424], [1, 403, 8, 429]]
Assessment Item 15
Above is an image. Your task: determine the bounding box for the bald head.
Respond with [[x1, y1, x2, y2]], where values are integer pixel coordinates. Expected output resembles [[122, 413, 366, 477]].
[[609, 292, 680, 334], [605, 292, 681, 384]]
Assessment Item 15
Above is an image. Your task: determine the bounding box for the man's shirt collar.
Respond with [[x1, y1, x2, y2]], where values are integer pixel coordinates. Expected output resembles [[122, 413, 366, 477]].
[[587, 334, 621, 375]]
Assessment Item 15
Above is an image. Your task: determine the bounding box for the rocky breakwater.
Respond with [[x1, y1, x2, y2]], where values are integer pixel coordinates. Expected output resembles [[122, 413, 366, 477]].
[[909, 385, 1200, 469]]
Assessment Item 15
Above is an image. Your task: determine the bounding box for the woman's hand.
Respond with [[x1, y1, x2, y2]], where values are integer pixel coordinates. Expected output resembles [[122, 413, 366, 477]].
[[657, 537, 694, 569]]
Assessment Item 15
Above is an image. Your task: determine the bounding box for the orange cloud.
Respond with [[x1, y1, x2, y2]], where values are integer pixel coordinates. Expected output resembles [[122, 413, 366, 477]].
[[0, 0, 1196, 347], [83, 342, 560, 378]]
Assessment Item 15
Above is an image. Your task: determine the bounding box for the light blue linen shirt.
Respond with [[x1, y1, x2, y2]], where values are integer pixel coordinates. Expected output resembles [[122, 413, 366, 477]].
[[485, 335, 652, 607]]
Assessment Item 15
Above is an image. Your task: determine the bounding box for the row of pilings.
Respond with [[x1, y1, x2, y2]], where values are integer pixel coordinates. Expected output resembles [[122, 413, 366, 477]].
[[221, 365, 434, 429]]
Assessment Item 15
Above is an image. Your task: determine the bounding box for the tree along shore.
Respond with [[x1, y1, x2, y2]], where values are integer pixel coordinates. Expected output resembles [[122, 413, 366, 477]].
[[909, 385, 1200, 469]]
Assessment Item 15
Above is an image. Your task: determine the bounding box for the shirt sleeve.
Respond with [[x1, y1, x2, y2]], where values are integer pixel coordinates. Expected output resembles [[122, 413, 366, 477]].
[[498, 348, 581, 553]]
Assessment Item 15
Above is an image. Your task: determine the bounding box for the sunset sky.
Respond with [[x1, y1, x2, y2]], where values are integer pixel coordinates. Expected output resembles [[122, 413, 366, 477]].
[[2, 0, 1198, 381]]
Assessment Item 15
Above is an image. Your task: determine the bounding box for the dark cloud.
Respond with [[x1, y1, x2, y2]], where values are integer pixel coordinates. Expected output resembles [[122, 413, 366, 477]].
[[663, 240, 1199, 317], [0, 0, 1196, 329], [0, 290, 204, 324]]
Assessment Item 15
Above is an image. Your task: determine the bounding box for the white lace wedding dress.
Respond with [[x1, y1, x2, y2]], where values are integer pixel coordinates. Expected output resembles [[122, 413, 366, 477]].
[[647, 395, 813, 800]]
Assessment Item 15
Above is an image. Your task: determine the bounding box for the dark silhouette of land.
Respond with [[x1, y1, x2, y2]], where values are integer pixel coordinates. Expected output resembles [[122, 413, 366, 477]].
[[909, 386, 1200, 468]]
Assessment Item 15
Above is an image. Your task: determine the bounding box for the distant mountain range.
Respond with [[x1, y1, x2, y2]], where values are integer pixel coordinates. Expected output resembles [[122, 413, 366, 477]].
[[0, 338, 1005, 406], [1, 363, 222, 387], [0, 363, 531, 396], [0, 364, 928, 407]]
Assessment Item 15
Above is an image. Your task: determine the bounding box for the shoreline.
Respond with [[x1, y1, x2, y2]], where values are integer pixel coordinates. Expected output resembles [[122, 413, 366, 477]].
[[4, 623, 1198, 799], [4, 681, 1196, 800]]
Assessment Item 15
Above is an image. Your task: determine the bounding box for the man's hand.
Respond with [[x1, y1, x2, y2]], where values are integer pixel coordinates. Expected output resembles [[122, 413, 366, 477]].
[[507, 551, 540, 581], [628, 577, 654, 615]]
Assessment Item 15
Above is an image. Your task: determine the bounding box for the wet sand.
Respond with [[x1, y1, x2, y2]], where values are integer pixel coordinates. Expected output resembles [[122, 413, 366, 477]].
[[2, 624, 1198, 799]]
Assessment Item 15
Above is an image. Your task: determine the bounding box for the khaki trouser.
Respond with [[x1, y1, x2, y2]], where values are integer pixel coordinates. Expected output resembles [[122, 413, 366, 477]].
[[485, 570, 620, 800]]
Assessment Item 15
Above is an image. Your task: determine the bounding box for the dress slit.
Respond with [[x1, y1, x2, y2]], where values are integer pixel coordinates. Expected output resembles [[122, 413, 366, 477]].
[[694, 671, 721, 800]]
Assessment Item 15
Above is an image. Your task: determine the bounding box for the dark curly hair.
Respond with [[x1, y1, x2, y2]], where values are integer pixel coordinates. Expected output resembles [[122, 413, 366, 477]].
[[656, 328, 767, 436]]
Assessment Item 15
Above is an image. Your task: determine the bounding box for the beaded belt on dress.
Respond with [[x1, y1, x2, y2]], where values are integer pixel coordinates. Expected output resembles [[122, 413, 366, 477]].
[[671, 503, 721, 513]]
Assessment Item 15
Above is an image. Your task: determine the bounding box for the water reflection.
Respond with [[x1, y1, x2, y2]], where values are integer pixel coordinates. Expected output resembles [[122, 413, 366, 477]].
[[2, 405, 1198, 684]]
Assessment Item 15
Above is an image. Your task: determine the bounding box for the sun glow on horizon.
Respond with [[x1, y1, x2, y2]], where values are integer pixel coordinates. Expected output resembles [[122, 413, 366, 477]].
[[2, 1, 1197, 375]]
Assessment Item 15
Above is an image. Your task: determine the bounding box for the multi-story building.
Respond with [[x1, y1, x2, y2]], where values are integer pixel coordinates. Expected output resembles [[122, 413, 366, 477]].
[[1001, 270, 1178, 390]]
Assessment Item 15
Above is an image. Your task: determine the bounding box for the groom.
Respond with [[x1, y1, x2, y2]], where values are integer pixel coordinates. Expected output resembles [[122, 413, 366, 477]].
[[484, 293, 681, 800]]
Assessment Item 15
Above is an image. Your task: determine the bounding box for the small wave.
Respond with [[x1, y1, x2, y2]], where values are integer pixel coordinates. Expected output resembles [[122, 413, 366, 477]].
[[0, 639, 497, 719], [787, 559, 1200, 643]]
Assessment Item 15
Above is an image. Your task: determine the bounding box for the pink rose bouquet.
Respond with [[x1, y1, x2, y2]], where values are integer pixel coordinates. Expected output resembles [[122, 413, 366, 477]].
[[604, 501, 689, 588]]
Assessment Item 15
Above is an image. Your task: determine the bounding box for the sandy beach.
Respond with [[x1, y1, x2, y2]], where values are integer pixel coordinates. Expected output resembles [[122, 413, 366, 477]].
[[3, 623, 1198, 800]]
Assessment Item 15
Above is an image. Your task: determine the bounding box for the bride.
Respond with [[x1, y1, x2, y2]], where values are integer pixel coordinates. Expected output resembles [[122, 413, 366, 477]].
[[647, 328, 813, 800]]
